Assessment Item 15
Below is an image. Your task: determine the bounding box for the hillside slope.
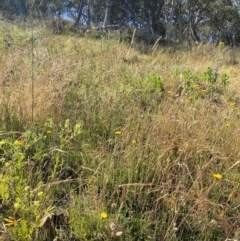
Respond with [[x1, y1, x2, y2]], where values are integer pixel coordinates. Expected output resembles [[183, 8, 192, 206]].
[[0, 19, 240, 241]]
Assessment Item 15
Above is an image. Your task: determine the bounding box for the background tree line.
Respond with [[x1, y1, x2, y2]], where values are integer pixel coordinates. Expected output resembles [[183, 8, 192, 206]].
[[1, 0, 240, 46]]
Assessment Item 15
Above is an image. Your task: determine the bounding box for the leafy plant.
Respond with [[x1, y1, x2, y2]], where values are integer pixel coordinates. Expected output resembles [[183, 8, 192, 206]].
[[221, 73, 229, 87], [146, 72, 164, 93], [0, 119, 82, 240]]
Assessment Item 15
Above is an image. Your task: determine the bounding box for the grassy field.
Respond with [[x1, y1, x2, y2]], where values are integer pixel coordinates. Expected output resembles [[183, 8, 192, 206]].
[[0, 18, 240, 241]]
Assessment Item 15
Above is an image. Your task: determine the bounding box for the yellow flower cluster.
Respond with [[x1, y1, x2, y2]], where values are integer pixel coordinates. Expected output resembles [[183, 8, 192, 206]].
[[0, 140, 6, 146], [218, 41, 225, 48], [14, 140, 23, 147], [131, 139, 137, 144], [213, 173, 222, 179]]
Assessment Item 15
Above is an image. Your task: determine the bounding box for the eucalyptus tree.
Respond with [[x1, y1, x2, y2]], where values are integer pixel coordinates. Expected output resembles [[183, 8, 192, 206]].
[[183, 0, 214, 42], [1, 0, 240, 45], [207, 0, 240, 45], [0, 0, 27, 16], [11, 0, 27, 16]]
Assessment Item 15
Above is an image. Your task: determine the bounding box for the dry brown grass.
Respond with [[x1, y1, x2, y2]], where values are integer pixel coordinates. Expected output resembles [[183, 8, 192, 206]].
[[0, 22, 239, 123], [1, 19, 240, 240]]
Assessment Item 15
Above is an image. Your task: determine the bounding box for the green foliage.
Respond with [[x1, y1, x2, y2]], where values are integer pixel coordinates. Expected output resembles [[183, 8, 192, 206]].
[[0, 119, 82, 241], [1, 0, 240, 45], [0, 173, 9, 201], [69, 197, 110, 241], [146, 72, 164, 93], [203, 66, 217, 84], [172, 66, 229, 99], [221, 73, 229, 87]]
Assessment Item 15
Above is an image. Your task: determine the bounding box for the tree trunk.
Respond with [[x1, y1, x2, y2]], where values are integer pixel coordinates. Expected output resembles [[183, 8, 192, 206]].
[[151, 1, 165, 40], [86, 0, 91, 27], [166, 0, 177, 44], [74, 0, 85, 26], [176, 4, 183, 43], [103, 0, 110, 27], [191, 21, 200, 42]]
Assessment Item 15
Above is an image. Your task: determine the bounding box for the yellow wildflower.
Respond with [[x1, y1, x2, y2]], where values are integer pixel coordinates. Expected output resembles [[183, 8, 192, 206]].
[[37, 191, 44, 198], [115, 131, 121, 135], [14, 202, 21, 210], [0, 140, 6, 146], [14, 140, 23, 147], [213, 173, 222, 180], [100, 212, 108, 219], [24, 186, 30, 192], [229, 102, 236, 106], [4, 162, 10, 168], [33, 201, 40, 207], [225, 123, 230, 128], [218, 41, 225, 48], [131, 139, 137, 144], [47, 130, 52, 134]]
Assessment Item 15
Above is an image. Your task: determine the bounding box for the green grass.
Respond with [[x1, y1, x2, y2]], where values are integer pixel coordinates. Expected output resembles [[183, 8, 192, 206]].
[[0, 18, 240, 241]]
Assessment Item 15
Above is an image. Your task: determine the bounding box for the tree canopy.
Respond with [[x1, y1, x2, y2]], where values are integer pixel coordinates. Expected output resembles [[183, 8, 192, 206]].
[[1, 0, 240, 45]]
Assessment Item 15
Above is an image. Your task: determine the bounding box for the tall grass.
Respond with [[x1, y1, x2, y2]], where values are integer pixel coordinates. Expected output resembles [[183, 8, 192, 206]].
[[0, 18, 240, 241]]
